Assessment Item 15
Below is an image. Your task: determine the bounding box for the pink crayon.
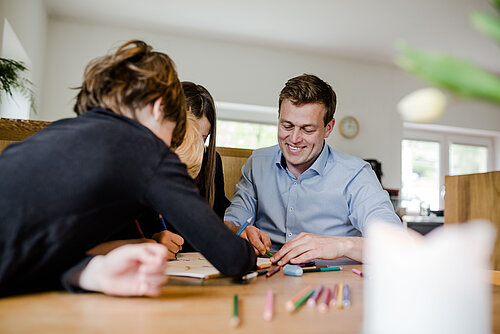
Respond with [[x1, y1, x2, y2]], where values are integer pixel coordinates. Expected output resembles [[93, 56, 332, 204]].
[[352, 268, 363, 277], [263, 288, 274, 321]]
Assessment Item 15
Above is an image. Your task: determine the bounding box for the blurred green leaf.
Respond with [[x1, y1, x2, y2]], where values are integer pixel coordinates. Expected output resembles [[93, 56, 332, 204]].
[[491, 0, 500, 13], [471, 11, 500, 44], [396, 43, 500, 104]]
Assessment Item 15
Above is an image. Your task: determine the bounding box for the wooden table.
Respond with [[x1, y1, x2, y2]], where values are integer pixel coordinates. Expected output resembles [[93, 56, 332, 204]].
[[0, 265, 499, 333]]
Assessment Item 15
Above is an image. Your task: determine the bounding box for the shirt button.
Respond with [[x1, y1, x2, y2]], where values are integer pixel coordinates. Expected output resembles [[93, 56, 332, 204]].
[[289, 207, 293, 211], [294, 182, 297, 185], [288, 233, 292, 237]]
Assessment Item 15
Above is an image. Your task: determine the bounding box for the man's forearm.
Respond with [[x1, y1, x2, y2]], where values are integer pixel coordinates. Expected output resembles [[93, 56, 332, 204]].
[[340, 236, 364, 262]]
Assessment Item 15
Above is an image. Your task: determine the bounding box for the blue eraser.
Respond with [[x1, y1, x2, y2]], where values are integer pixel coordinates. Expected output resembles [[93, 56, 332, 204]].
[[283, 264, 303, 277]]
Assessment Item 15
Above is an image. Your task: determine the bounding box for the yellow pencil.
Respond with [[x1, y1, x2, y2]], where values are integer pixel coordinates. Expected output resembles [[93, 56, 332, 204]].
[[336, 283, 344, 309]]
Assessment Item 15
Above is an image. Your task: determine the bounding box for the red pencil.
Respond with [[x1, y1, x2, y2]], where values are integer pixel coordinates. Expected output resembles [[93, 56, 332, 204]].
[[135, 219, 145, 238]]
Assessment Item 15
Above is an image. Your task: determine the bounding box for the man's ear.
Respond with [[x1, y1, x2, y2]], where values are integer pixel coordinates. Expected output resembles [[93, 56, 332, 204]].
[[324, 118, 335, 138], [152, 98, 163, 122]]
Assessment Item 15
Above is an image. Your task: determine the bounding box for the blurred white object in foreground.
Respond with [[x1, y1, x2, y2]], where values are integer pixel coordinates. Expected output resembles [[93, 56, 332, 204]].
[[363, 220, 495, 334], [397, 88, 446, 123]]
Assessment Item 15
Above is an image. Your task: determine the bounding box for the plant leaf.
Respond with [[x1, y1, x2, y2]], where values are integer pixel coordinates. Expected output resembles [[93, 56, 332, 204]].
[[491, 0, 500, 13], [471, 11, 500, 44], [396, 43, 500, 105]]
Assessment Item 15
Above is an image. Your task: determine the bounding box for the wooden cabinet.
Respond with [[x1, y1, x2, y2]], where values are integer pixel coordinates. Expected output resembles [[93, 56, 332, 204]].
[[445, 171, 500, 270]]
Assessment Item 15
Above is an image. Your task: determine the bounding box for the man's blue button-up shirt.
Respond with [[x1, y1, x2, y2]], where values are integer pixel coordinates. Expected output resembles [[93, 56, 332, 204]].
[[224, 142, 401, 251]]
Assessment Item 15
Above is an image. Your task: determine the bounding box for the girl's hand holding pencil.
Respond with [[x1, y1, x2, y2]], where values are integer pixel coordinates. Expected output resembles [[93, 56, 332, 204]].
[[152, 231, 184, 260]]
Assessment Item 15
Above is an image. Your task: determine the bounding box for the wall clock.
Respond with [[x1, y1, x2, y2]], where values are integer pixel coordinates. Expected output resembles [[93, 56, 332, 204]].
[[339, 116, 359, 139]]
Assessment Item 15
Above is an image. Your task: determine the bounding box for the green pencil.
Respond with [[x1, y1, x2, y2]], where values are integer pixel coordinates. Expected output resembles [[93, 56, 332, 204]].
[[230, 294, 240, 327], [265, 250, 274, 257], [289, 288, 315, 312]]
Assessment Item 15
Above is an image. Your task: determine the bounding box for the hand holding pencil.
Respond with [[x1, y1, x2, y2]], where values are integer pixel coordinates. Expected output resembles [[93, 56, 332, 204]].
[[232, 218, 272, 257], [152, 230, 184, 260]]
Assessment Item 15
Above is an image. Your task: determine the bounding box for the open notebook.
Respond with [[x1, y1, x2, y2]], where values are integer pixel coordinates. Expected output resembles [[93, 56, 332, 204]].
[[165, 252, 271, 279]]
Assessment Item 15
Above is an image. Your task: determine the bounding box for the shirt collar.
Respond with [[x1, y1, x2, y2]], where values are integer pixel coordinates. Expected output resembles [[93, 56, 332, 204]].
[[274, 140, 330, 176]]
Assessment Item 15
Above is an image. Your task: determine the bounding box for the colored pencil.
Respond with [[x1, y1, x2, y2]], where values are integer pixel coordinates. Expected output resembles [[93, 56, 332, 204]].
[[330, 284, 339, 308], [289, 288, 315, 312], [158, 214, 168, 230], [285, 285, 313, 311], [257, 264, 271, 270], [257, 269, 268, 276], [301, 265, 328, 270], [265, 265, 281, 278], [352, 268, 363, 277], [134, 219, 145, 238], [230, 294, 240, 327], [236, 217, 253, 236], [242, 272, 257, 280], [297, 261, 316, 267], [343, 284, 351, 308], [318, 288, 332, 313], [302, 266, 343, 273], [263, 288, 274, 321], [307, 284, 324, 307], [265, 250, 274, 257], [336, 283, 344, 309]]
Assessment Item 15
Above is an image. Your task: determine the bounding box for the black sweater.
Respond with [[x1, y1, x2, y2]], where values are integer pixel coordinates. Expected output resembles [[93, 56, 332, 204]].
[[0, 108, 256, 296]]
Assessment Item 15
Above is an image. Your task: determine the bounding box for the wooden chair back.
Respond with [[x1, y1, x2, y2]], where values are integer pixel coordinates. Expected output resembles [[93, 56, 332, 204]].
[[216, 147, 253, 199]]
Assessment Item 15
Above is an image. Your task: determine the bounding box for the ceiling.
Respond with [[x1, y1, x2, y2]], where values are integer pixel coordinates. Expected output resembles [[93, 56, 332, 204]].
[[44, 0, 500, 70]]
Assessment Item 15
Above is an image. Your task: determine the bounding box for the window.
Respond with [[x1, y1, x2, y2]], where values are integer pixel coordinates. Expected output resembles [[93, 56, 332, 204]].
[[215, 101, 278, 150], [401, 139, 440, 212], [402, 125, 495, 213], [449, 143, 488, 176], [216, 120, 277, 149]]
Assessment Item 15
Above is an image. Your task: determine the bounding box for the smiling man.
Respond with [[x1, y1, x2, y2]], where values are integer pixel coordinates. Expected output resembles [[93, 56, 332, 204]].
[[224, 74, 401, 265]]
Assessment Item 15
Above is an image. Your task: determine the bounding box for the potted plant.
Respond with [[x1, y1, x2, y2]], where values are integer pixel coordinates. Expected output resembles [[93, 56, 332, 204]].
[[0, 57, 35, 114]]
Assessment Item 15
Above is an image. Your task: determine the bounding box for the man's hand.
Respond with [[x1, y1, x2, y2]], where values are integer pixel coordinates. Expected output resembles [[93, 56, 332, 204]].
[[224, 221, 272, 256], [239, 225, 272, 256], [79, 243, 168, 297], [270, 233, 363, 266], [152, 231, 184, 260]]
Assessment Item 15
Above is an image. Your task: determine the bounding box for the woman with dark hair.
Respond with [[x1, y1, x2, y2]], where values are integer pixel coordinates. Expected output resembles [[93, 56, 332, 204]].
[[182, 81, 230, 218], [153, 82, 231, 253], [0, 40, 256, 297]]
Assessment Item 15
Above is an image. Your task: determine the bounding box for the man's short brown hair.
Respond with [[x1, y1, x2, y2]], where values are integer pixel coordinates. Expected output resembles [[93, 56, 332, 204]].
[[279, 74, 337, 126]]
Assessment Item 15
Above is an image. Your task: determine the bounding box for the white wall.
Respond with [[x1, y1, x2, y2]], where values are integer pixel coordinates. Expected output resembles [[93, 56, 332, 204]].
[[0, 0, 47, 119], [42, 17, 500, 189]]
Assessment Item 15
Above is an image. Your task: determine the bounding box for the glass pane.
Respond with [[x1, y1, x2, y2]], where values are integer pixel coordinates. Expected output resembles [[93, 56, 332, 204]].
[[216, 120, 277, 149], [449, 144, 487, 176], [401, 139, 440, 213]]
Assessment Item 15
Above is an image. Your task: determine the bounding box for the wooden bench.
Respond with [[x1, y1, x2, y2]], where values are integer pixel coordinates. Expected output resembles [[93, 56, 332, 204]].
[[0, 118, 252, 199]]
